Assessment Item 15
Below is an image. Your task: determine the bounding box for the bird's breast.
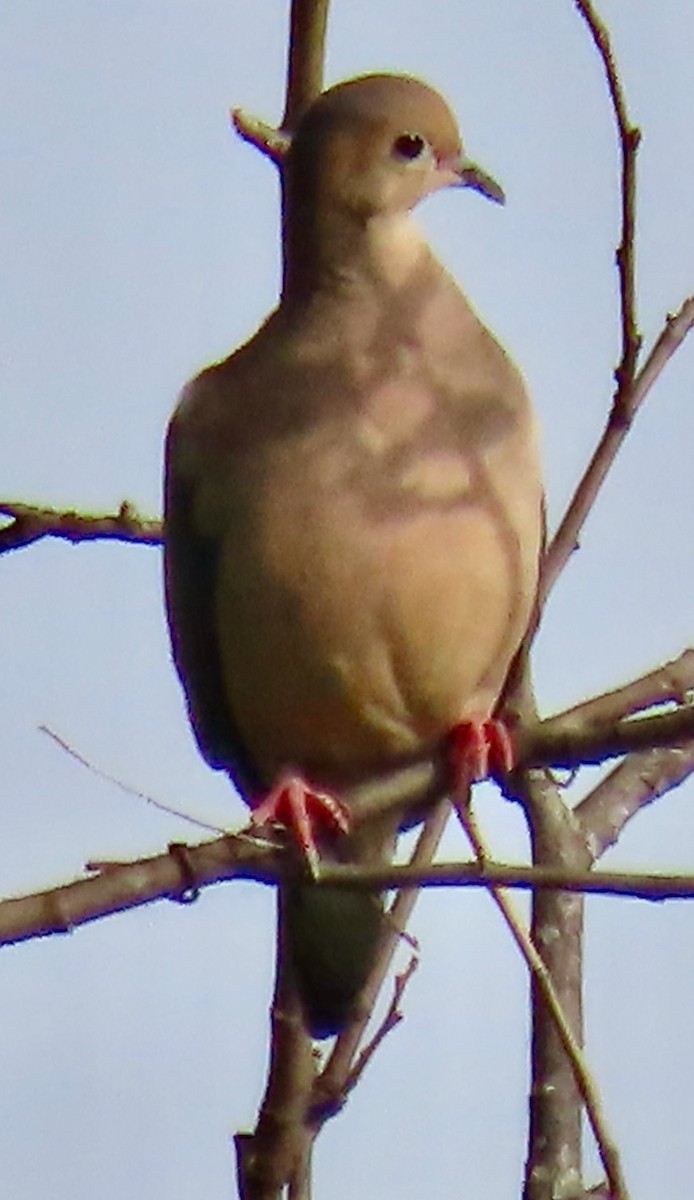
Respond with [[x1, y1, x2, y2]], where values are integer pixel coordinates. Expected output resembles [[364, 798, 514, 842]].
[[207, 382, 542, 786]]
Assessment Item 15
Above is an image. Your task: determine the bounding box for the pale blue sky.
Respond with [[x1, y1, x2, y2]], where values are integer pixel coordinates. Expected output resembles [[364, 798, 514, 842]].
[[1, 3, 693, 1198]]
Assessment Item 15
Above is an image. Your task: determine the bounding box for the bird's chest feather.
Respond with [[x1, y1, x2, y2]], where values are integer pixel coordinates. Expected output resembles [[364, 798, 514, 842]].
[[196, 344, 540, 779]]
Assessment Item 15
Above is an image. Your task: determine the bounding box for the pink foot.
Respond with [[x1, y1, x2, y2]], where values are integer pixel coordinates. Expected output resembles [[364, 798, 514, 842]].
[[251, 772, 351, 872], [448, 717, 515, 789]]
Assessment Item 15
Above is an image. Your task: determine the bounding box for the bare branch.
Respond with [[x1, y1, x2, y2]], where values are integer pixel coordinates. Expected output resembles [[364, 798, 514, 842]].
[[231, 0, 330, 169], [318, 860, 694, 901], [3, 673, 693, 948], [318, 678, 694, 833], [540, 649, 694, 731], [39, 724, 225, 835], [340, 956, 418, 1094], [0, 499, 161, 555], [236, 890, 316, 1200], [537, 0, 643, 605], [577, 742, 694, 860], [231, 109, 290, 164], [311, 799, 450, 1123], [574, 0, 642, 390], [454, 793, 629, 1200], [0, 833, 284, 948], [5, 700, 693, 947], [12, 834, 694, 956], [514, 763, 588, 1198], [541, 296, 694, 602], [282, 0, 330, 129], [537, 2, 694, 609], [518, 697, 694, 769]]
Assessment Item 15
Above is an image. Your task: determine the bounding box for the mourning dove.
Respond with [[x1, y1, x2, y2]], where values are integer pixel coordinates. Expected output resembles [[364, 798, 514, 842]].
[[164, 74, 543, 1037]]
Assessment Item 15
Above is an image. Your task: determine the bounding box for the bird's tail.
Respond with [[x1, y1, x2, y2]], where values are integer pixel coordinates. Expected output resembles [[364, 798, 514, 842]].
[[283, 882, 384, 1039]]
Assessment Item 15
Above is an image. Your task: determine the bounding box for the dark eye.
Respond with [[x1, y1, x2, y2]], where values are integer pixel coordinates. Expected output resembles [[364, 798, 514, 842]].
[[392, 133, 426, 161]]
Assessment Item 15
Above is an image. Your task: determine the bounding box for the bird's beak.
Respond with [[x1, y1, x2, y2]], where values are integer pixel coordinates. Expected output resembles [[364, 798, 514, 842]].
[[451, 154, 505, 205]]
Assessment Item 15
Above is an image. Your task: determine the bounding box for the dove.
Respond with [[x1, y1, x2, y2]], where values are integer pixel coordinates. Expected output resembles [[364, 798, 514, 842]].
[[164, 73, 543, 1036]]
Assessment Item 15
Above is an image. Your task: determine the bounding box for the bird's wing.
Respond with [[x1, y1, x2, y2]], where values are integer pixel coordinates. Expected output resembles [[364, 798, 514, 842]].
[[163, 396, 260, 796]]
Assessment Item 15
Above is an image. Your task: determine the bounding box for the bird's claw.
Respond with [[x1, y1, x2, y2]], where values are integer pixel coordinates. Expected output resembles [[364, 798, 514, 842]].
[[448, 716, 514, 789], [251, 772, 351, 875]]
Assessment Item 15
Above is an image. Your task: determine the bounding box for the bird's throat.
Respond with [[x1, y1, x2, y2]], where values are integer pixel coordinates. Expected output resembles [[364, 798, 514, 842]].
[[282, 205, 430, 302]]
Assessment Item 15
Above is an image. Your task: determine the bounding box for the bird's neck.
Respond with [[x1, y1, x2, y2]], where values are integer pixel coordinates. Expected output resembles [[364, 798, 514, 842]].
[[281, 201, 431, 303]]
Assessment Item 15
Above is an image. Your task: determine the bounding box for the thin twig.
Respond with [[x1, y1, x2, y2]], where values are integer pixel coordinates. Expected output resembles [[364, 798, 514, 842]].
[[540, 648, 694, 733], [311, 799, 450, 1122], [342, 956, 418, 1093], [541, 296, 694, 601], [539, 0, 639, 606], [39, 725, 225, 835], [317, 859, 694, 901], [231, 110, 290, 164], [453, 794, 629, 1200], [544, 2, 694, 607], [574, 0, 642, 392], [0, 500, 161, 555]]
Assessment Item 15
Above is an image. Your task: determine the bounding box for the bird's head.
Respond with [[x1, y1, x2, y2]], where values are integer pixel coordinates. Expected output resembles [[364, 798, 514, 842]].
[[285, 73, 504, 221]]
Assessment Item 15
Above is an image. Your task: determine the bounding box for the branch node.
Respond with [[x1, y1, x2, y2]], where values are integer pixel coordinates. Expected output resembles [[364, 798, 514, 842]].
[[627, 126, 642, 151], [167, 842, 201, 904], [230, 108, 291, 164]]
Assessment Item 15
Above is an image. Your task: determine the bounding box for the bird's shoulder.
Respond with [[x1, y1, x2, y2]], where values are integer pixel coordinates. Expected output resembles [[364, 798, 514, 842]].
[[165, 310, 292, 475], [169, 310, 278, 418]]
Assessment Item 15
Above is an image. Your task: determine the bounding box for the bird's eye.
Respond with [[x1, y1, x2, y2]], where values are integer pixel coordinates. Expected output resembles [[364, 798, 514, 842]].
[[392, 133, 426, 161]]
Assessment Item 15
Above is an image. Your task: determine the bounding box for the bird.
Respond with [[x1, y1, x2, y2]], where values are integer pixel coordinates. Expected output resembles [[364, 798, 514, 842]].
[[164, 73, 543, 1038]]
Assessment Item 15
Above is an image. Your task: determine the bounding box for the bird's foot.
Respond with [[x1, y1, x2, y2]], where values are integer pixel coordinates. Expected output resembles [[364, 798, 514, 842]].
[[251, 772, 351, 875], [448, 716, 514, 791]]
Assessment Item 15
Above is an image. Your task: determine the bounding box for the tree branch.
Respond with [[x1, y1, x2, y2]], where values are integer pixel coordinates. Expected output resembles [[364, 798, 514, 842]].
[[0, 832, 284, 947], [577, 741, 694, 860], [454, 792, 628, 1200], [318, 860, 694, 901], [539, 648, 694, 731], [10, 828, 694, 955], [0, 500, 161, 555], [339, 955, 418, 1095], [231, 0, 329, 171], [518, 697, 694, 769], [540, 296, 694, 603], [5, 664, 691, 947], [282, 0, 329, 129], [235, 889, 317, 1200], [511, 760, 588, 1199], [311, 799, 450, 1122], [574, 0, 642, 391], [230, 110, 290, 164]]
